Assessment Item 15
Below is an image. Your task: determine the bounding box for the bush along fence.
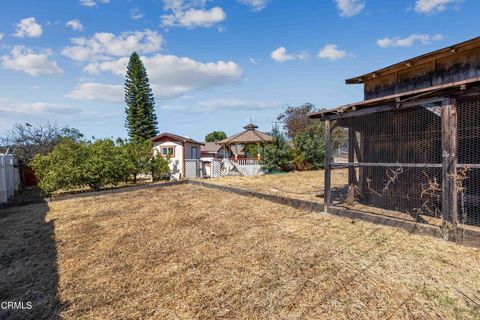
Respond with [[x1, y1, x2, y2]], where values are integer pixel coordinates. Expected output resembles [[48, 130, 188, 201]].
[[0, 154, 21, 204]]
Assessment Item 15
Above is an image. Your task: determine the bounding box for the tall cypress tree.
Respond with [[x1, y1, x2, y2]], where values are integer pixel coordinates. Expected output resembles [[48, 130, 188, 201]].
[[125, 52, 158, 141]]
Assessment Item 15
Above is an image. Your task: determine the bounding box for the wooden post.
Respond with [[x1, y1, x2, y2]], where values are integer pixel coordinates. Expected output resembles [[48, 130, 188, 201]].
[[324, 120, 332, 214], [347, 128, 358, 205], [441, 98, 458, 240], [355, 132, 365, 195]]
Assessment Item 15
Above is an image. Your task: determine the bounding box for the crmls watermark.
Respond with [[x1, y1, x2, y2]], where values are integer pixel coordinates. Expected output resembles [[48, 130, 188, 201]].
[[0, 301, 33, 310]]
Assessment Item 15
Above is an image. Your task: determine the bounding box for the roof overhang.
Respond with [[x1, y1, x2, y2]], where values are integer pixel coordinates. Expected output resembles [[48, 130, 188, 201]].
[[151, 132, 204, 145], [309, 78, 480, 121], [345, 36, 480, 85]]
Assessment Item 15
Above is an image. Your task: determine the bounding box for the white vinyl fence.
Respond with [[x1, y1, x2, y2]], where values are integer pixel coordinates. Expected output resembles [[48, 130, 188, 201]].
[[0, 154, 20, 204]]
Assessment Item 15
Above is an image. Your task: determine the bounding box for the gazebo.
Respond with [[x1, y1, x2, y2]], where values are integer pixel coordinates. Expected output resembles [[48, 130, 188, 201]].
[[217, 123, 273, 161]]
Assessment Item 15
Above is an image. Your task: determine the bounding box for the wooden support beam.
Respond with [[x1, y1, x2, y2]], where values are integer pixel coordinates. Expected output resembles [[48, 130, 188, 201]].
[[348, 129, 358, 184], [358, 132, 365, 195], [347, 129, 357, 206], [324, 120, 332, 214], [441, 98, 458, 240]]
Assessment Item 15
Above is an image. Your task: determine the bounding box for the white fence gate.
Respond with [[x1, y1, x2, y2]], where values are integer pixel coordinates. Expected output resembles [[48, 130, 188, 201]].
[[184, 159, 201, 178], [0, 154, 20, 204]]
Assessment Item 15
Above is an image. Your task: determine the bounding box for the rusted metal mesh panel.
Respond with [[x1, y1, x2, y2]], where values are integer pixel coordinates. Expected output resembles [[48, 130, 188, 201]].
[[330, 97, 480, 227]]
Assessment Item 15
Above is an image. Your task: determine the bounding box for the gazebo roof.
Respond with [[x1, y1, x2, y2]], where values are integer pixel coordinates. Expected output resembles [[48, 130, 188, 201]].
[[218, 123, 273, 145]]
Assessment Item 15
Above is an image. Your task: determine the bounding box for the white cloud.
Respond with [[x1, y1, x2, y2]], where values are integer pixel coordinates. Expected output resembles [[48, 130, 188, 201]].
[[161, 0, 226, 28], [270, 47, 308, 63], [66, 82, 123, 102], [1, 46, 63, 76], [237, 0, 270, 11], [130, 8, 144, 20], [318, 44, 347, 60], [80, 0, 109, 7], [66, 19, 83, 31], [161, 98, 281, 112], [0, 98, 80, 115], [198, 98, 280, 110], [271, 47, 295, 63], [80, 0, 95, 6], [62, 29, 163, 61], [334, 0, 365, 17], [83, 54, 243, 99], [377, 33, 443, 48], [414, 0, 460, 14], [0, 33, 3, 41], [13, 17, 42, 38]]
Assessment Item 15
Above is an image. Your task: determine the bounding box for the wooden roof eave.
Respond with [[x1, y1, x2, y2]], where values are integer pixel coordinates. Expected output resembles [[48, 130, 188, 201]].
[[309, 77, 480, 121]]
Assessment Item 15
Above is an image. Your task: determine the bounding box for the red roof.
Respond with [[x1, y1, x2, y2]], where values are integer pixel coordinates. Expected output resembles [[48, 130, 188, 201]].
[[151, 132, 204, 145]]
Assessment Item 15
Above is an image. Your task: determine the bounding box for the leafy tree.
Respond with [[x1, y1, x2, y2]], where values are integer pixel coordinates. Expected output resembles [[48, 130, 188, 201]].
[[261, 127, 294, 172], [32, 139, 88, 193], [81, 139, 123, 190], [149, 154, 170, 181], [32, 137, 172, 194], [205, 131, 227, 142], [276, 103, 347, 170], [0, 122, 83, 163], [125, 52, 158, 141], [246, 144, 258, 158], [277, 103, 317, 139], [117, 139, 152, 183], [294, 122, 326, 170]]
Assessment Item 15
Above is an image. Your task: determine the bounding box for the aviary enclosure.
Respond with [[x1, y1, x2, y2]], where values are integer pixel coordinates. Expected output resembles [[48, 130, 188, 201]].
[[310, 37, 480, 239]]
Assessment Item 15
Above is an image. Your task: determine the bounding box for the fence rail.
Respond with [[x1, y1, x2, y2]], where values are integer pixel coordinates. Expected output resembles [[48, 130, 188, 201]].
[[0, 154, 20, 204], [232, 158, 260, 166]]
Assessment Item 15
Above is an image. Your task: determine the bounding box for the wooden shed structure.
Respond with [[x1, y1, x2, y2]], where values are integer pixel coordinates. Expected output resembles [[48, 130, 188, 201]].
[[217, 123, 273, 161], [309, 37, 480, 237]]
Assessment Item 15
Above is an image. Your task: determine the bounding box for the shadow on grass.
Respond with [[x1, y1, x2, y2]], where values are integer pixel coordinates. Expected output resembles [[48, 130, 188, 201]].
[[0, 189, 61, 319]]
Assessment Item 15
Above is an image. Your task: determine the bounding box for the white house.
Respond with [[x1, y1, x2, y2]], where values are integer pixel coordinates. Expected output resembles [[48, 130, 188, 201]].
[[151, 133, 204, 178]]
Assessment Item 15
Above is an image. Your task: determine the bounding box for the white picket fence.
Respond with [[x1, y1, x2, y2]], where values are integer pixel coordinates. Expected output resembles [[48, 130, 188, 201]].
[[0, 154, 21, 204], [233, 159, 259, 166]]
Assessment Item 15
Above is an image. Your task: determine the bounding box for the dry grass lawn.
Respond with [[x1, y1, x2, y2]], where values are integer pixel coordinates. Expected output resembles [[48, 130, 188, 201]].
[[206, 169, 347, 202], [1, 184, 480, 319]]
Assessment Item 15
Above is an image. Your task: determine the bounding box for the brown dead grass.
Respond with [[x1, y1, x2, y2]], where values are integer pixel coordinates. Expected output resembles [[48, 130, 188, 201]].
[[206, 169, 348, 202], [1, 184, 480, 319]]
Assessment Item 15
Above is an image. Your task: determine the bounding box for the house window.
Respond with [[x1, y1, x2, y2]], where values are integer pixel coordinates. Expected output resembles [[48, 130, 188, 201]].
[[161, 146, 175, 157], [191, 146, 198, 159]]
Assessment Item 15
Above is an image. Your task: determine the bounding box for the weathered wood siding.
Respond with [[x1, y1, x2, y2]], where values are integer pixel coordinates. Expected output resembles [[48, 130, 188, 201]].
[[365, 47, 480, 99]]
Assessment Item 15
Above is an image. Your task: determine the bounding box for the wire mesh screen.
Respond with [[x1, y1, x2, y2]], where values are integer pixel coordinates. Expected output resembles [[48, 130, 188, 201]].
[[329, 96, 480, 228], [457, 96, 480, 226]]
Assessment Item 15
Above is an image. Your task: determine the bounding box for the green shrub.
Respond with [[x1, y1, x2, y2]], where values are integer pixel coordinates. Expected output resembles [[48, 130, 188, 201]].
[[32, 138, 171, 193], [32, 139, 88, 194], [150, 154, 170, 181], [294, 122, 326, 170], [261, 128, 294, 172]]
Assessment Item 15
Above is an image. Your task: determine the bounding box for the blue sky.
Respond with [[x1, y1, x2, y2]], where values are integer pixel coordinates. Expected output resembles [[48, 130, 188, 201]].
[[0, 0, 478, 141]]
